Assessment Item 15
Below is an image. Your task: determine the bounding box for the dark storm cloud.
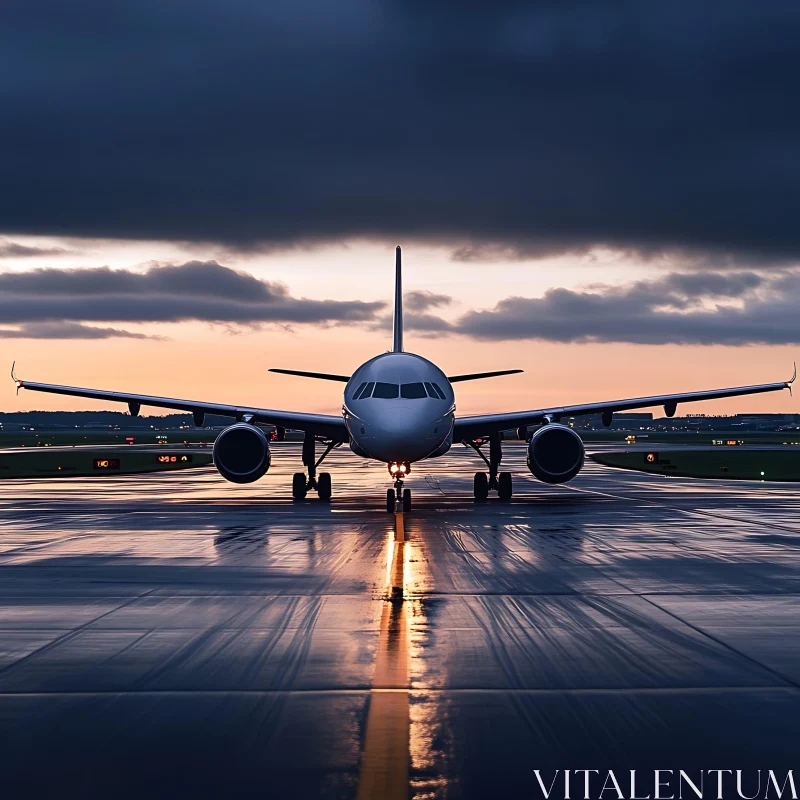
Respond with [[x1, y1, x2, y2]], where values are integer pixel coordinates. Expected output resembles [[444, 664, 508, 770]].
[[410, 270, 800, 344], [0, 261, 384, 325], [0, 239, 73, 258], [0, 323, 160, 340], [2, 1, 800, 259]]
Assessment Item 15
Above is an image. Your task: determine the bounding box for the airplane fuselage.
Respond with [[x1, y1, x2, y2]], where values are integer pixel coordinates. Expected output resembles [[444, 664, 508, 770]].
[[343, 352, 455, 464]]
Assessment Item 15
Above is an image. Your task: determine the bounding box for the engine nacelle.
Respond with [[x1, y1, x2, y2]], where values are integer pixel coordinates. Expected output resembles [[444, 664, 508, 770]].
[[527, 424, 584, 484], [213, 423, 271, 484]]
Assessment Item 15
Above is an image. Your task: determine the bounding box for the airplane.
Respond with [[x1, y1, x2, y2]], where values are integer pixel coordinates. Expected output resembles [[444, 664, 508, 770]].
[[12, 246, 796, 513]]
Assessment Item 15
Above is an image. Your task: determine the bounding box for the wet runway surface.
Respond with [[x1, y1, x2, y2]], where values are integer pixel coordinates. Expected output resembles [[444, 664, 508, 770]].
[[1, 442, 799, 798]]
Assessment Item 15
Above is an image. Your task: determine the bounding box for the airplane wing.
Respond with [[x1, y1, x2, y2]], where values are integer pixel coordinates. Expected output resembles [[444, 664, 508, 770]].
[[13, 371, 348, 441], [453, 368, 796, 442]]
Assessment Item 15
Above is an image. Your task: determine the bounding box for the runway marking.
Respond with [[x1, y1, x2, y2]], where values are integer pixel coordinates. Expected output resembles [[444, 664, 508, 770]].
[[395, 511, 405, 543], [356, 513, 410, 800], [390, 512, 405, 599]]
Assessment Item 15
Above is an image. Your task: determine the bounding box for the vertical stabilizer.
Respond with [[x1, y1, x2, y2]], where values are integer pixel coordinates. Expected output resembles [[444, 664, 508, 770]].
[[393, 245, 403, 352]]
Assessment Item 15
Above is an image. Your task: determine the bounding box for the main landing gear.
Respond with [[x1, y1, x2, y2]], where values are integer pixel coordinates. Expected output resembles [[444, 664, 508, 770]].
[[466, 431, 513, 502], [293, 433, 338, 502], [386, 462, 412, 513]]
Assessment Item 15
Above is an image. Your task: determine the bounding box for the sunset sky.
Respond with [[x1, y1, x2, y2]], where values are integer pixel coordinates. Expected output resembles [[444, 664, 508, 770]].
[[2, 2, 799, 418]]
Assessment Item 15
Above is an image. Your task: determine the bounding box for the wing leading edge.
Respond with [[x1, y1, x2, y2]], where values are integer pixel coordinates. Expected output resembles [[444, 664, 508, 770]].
[[13, 374, 348, 441], [453, 367, 796, 442]]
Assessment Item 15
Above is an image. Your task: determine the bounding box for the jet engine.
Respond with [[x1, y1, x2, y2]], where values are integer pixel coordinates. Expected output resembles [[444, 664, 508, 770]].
[[526, 424, 584, 484], [213, 423, 271, 484]]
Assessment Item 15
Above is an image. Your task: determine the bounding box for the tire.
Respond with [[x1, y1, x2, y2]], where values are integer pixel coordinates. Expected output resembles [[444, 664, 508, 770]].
[[402, 488, 411, 512], [317, 472, 332, 501], [498, 471, 513, 500], [473, 472, 489, 501], [292, 472, 307, 500], [386, 488, 396, 513]]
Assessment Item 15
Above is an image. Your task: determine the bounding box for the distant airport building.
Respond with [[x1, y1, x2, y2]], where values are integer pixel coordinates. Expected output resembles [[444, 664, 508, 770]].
[[568, 412, 654, 430], [567, 411, 800, 432]]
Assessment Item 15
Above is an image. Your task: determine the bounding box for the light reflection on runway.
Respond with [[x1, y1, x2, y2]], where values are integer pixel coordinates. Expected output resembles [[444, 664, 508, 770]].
[[0, 443, 799, 798], [358, 512, 410, 799], [358, 511, 455, 800]]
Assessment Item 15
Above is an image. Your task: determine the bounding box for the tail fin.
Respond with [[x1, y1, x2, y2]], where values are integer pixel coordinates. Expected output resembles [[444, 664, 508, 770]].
[[393, 245, 403, 352]]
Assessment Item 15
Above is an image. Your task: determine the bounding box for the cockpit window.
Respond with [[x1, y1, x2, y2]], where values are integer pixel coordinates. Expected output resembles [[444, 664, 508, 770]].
[[372, 382, 399, 399], [355, 381, 446, 400], [425, 382, 446, 400], [400, 382, 427, 399], [355, 381, 375, 399]]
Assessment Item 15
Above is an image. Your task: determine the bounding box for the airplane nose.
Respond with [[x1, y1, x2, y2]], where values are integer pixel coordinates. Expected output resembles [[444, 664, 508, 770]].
[[380, 408, 414, 435], [371, 406, 439, 462], [378, 411, 417, 447]]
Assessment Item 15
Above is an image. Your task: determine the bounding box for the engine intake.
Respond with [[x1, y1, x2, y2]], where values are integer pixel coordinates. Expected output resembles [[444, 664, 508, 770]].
[[527, 424, 584, 484], [213, 423, 271, 484]]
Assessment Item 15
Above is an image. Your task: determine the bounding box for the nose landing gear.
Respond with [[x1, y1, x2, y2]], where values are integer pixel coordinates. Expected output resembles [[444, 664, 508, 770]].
[[466, 432, 513, 502], [293, 433, 338, 501], [387, 462, 411, 512]]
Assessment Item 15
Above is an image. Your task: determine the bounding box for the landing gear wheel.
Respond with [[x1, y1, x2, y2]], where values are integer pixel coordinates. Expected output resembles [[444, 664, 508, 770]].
[[292, 472, 307, 500], [317, 472, 332, 502], [498, 471, 513, 500], [402, 488, 411, 512], [473, 472, 489, 502], [386, 488, 396, 513]]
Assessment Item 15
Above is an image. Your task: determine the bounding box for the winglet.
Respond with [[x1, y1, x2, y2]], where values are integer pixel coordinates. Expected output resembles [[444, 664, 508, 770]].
[[789, 361, 796, 397], [10, 361, 22, 395]]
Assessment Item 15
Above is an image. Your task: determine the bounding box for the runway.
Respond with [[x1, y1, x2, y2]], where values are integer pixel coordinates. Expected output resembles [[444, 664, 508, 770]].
[[1, 442, 799, 798]]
